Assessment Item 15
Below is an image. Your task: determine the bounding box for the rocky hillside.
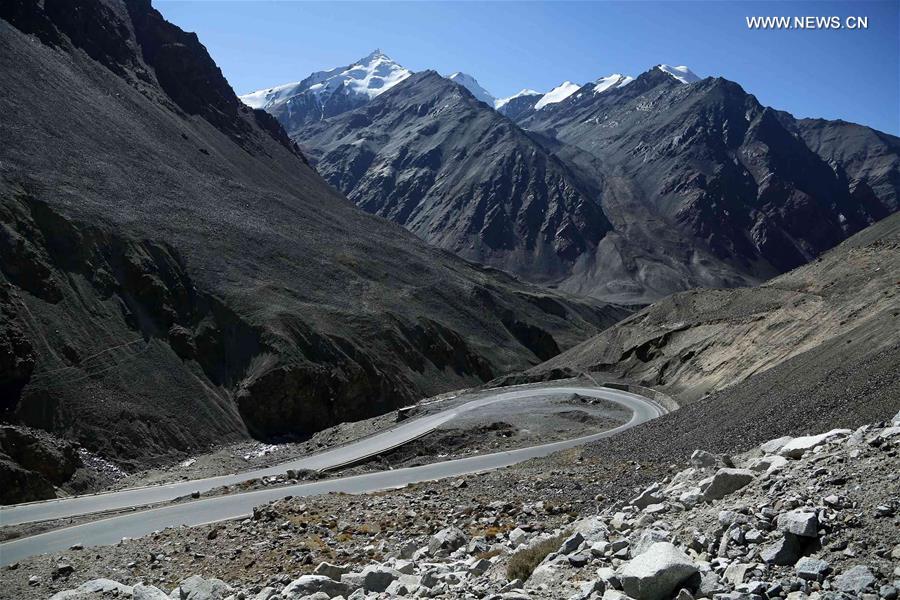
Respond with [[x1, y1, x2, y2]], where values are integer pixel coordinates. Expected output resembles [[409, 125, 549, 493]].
[[298, 71, 612, 284], [517, 67, 898, 301], [9, 412, 898, 599], [287, 63, 899, 303], [531, 211, 900, 405], [0, 0, 628, 496]]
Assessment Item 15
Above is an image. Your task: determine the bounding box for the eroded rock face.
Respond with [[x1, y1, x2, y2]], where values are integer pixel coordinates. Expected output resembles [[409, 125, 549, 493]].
[[0, 426, 80, 503], [1, 0, 629, 480]]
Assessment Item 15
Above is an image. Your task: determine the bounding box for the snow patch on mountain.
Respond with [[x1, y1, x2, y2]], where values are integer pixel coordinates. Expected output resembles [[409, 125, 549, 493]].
[[240, 50, 411, 110], [534, 81, 581, 110], [240, 81, 302, 110], [447, 72, 496, 106], [593, 73, 634, 94], [656, 64, 700, 84], [494, 89, 541, 110]]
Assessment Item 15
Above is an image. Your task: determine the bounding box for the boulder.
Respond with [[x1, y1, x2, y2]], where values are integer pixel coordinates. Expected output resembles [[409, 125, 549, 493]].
[[49, 580, 134, 600], [394, 559, 415, 575], [314, 562, 350, 581], [777, 510, 819, 538], [571, 515, 609, 541], [618, 542, 699, 600], [833, 565, 876, 593], [778, 430, 851, 458], [356, 565, 400, 593], [701, 469, 755, 501], [559, 532, 585, 554], [630, 529, 670, 557], [569, 551, 591, 567], [795, 557, 829, 581], [172, 575, 231, 600], [760, 535, 805, 566], [723, 563, 752, 585], [690, 450, 717, 468], [746, 455, 788, 473], [428, 526, 468, 555], [631, 483, 665, 509], [283, 575, 349, 598], [509, 527, 529, 547], [760, 436, 793, 454], [132, 585, 168, 600]]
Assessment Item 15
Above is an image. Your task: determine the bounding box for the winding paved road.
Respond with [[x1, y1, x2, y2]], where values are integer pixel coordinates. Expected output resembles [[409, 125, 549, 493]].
[[0, 385, 665, 566]]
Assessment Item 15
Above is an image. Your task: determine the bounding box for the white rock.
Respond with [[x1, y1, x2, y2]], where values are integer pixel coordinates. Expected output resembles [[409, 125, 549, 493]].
[[428, 526, 467, 555], [631, 483, 664, 509], [50, 580, 134, 600], [746, 455, 788, 473], [760, 436, 793, 454], [777, 510, 819, 538], [133, 586, 168, 600], [509, 527, 529, 547], [283, 575, 349, 598], [690, 450, 717, 468], [314, 562, 350, 581], [701, 468, 755, 500], [618, 542, 699, 600], [778, 429, 851, 458], [171, 575, 231, 600], [571, 515, 609, 542]]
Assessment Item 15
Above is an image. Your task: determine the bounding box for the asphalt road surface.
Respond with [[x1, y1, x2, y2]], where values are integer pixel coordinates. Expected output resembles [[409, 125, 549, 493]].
[[0, 385, 665, 565]]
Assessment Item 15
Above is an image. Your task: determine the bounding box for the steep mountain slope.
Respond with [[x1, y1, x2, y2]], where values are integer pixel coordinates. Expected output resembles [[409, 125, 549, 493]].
[[517, 66, 898, 301], [297, 71, 613, 283], [531, 212, 900, 406], [495, 89, 542, 120], [240, 50, 411, 135], [0, 0, 628, 489], [446, 72, 495, 107], [288, 61, 898, 303]]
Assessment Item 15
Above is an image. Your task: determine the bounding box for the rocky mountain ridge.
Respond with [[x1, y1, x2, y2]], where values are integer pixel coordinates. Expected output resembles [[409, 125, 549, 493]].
[[280, 57, 899, 302], [0, 0, 626, 496], [298, 70, 613, 284]]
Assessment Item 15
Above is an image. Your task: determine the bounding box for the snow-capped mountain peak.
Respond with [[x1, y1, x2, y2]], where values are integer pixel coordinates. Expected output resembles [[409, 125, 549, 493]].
[[239, 50, 411, 111], [593, 73, 634, 94], [534, 81, 581, 110], [494, 89, 541, 110], [656, 64, 700, 84], [447, 72, 496, 106]]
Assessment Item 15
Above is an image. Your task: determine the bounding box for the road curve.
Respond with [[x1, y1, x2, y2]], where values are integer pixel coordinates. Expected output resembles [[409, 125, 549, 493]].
[[0, 386, 665, 565]]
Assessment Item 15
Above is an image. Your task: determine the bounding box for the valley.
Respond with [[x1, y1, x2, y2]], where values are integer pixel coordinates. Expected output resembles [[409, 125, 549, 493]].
[[0, 1, 897, 600]]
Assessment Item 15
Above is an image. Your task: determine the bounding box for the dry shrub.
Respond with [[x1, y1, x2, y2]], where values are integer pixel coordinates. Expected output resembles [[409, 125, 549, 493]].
[[506, 532, 568, 582]]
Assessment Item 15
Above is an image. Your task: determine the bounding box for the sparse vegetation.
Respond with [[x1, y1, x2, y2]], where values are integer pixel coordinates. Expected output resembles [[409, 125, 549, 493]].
[[506, 532, 568, 582]]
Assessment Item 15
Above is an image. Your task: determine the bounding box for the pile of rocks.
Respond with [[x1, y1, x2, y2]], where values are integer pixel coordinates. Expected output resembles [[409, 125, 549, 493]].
[[39, 412, 900, 600]]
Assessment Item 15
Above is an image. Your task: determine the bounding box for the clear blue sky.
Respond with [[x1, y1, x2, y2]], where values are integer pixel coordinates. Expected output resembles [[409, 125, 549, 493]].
[[157, 1, 899, 134]]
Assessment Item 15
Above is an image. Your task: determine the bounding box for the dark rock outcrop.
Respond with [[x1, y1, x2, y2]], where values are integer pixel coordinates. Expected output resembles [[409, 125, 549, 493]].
[[287, 64, 899, 304], [0, 0, 627, 491], [297, 71, 612, 285]]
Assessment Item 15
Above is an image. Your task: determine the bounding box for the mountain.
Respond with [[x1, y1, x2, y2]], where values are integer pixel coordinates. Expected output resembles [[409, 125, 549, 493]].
[[288, 61, 898, 303], [533, 80, 581, 110], [528, 211, 899, 419], [512, 66, 900, 300], [239, 50, 411, 135], [502, 75, 634, 123], [446, 72, 495, 107], [0, 0, 628, 490], [655, 64, 700, 83], [495, 89, 542, 119], [297, 71, 613, 283], [591, 73, 634, 94]]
